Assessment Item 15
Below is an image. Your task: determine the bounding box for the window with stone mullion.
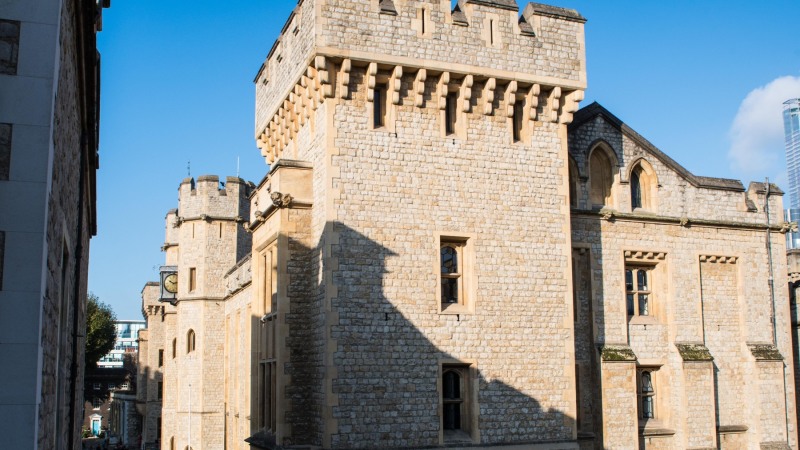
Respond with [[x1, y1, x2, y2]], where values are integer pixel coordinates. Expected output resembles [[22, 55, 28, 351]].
[[625, 267, 651, 316]]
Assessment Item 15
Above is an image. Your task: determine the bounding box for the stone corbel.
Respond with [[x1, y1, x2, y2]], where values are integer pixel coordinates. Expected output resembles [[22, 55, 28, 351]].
[[528, 84, 540, 121], [483, 77, 496, 115], [315, 56, 333, 100], [270, 192, 293, 208], [367, 62, 378, 103], [390, 66, 403, 105], [547, 86, 561, 123], [460, 75, 473, 113], [559, 90, 584, 124], [414, 69, 427, 107], [339, 59, 351, 99], [306, 67, 319, 110], [781, 221, 798, 234], [505, 80, 518, 118], [437, 72, 450, 110]]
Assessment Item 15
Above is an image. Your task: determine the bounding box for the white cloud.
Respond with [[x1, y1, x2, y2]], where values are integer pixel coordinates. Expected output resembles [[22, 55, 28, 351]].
[[727, 76, 800, 178]]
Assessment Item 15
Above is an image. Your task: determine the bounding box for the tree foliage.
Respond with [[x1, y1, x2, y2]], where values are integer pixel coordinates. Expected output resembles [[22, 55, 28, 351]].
[[85, 293, 117, 368]]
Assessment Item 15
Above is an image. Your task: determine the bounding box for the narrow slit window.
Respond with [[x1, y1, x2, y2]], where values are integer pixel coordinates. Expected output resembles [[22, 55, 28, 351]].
[[490, 19, 494, 45], [374, 83, 387, 128], [445, 92, 458, 135], [189, 267, 197, 292], [513, 101, 524, 142]]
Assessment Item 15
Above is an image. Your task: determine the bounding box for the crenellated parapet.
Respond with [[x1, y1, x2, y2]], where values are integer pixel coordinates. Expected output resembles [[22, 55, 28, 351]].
[[175, 175, 253, 224], [254, 0, 587, 164]]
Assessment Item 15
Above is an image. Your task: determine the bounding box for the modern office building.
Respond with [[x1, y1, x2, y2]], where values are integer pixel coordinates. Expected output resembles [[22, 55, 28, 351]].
[[785, 99, 800, 209], [786, 99, 800, 250], [98, 320, 147, 368]]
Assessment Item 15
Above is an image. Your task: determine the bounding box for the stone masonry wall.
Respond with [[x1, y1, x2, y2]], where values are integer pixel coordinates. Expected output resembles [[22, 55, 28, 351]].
[[39, 0, 92, 447], [322, 63, 575, 447], [568, 115, 784, 226], [255, 0, 587, 140]]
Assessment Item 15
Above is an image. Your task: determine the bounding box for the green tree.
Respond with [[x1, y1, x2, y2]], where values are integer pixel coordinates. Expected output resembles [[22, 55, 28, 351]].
[[85, 293, 117, 368]]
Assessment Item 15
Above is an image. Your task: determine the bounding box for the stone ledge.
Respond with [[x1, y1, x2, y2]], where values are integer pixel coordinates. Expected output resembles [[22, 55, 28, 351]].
[[675, 343, 713, 361], [748, 343, 783, 361], [599, 344, 636, 362], [718, 424, 748, 434]]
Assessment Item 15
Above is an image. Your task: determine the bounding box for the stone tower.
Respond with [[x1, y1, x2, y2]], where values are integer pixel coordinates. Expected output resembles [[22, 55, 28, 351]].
[[245, 0, 587, 448], [160, 176, 252, 450]]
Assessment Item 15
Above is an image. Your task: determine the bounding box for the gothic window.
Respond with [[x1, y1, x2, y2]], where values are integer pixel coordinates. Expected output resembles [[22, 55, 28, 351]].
[[438, 235, 474, 313], [625, 267, 652, 316], [589, 148, 614, 207], [441, 364, 473, 443], [637, 368, 657, 420], [631, 169, 642, 209], [187, 329, 196, 353], [629, 160, 657, 211], [442, 369, 462, 430]]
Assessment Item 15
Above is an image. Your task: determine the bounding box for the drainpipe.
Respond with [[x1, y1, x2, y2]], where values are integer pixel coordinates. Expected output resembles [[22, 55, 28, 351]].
[[764, 179, 792, 445]]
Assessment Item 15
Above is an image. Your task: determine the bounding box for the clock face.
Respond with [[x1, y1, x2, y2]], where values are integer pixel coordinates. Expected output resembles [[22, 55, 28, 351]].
[[163, 273, 178, 294]]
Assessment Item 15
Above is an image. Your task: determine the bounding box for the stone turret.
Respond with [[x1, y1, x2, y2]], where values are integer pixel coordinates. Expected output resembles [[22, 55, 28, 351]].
[[160, 175, 253, 450]]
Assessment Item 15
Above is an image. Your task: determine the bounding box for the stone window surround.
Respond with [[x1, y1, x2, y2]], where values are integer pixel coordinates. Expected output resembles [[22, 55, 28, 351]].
[[186, 329, 196, 353], [439, 359, 479, 445], [624, 251, 667, 325], [436, 232, 476, 315]]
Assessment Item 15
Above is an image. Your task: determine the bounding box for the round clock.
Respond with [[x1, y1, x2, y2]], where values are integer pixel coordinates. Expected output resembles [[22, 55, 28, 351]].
[[163, 273, 178, 294]]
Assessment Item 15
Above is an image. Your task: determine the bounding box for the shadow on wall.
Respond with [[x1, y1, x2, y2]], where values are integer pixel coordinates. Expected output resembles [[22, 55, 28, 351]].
[[260, 221, 589, 449]]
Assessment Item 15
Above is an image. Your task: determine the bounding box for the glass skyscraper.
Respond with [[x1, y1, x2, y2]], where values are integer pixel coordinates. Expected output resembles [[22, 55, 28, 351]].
[[785, 99, 800, 208], [784, 98, 800, 249]]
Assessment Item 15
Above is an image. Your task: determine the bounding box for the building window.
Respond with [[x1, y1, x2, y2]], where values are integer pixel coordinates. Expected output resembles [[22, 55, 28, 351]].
[[569, 157, 579, 208], [512, 101, 524, 142], [440, 244, 462, 305], [374, 83, 387, 128], [625, 266, 652, 316], [445, 92, 458, 135], [158, 349, 164, 367], [637, 368, 658, 421], [158, 381, 163, 400], [172, 338, 177, 358], [438, 236, 474, 313], [92, 397, 102, 410], [120, 382, 129, 390], [188, 267, 197, 292], [259, 313, 277, 432], [108, 383, 116, 390], [262, 246, 278, 314], [441, 364, 473, 442], [93, 383, 101, 390], [589, 148, 614, 207], [629, 160, 657, 212], [187, 329, 196, 353], [631, 170, 642, 209]]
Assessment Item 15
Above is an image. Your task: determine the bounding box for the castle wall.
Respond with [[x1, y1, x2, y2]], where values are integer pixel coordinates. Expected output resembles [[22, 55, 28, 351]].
[[569, 109, 798, 449]]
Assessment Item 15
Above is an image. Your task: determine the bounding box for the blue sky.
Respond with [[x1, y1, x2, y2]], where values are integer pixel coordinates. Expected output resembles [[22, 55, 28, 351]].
[[92, 0, 800, 319]]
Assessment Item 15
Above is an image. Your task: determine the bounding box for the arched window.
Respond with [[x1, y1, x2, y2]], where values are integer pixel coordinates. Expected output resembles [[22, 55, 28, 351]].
[[442, 370, 462, 430], [631, 169, 642, 209], [568, 157, 579, 208], [629, 159, 657, 211], [589, 148, 614, 207], [187, 329, 196, 353]]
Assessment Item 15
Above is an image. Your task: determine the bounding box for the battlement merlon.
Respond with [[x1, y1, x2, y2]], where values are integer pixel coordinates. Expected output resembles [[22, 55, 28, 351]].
[[254, 0, 587, 138]]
